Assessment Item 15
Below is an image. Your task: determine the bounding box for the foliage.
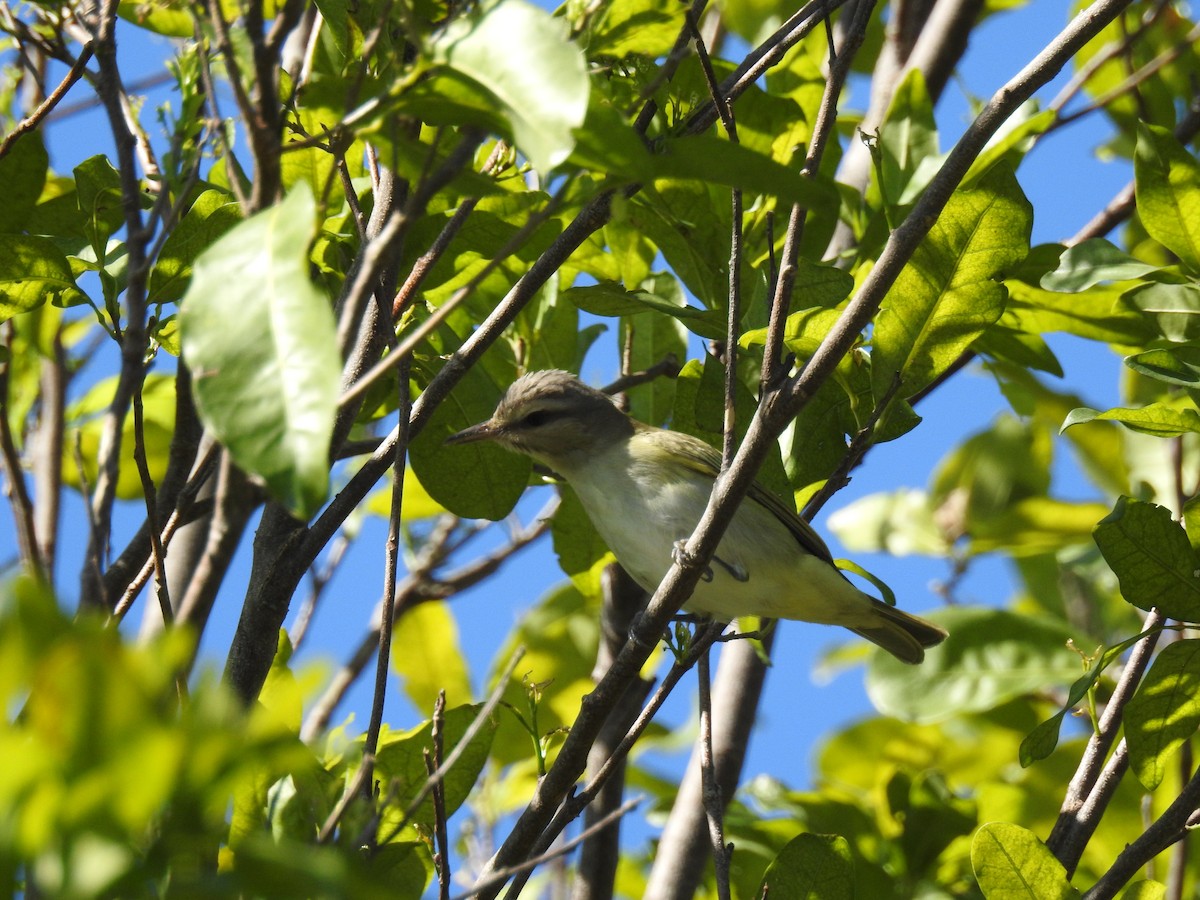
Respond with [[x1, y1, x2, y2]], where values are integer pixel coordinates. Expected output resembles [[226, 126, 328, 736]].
[[2, 0, 1200, 897]]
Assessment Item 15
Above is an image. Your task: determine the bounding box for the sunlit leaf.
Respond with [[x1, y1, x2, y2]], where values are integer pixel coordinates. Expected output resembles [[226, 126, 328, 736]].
[[1039, 239, 1159, 292], [1135, 124, 1200, 270], [1093, 497, 1200, 621], [873, 164, 1032, 399], [757, 833, 854, 900], [866, 607, 1081, 724], [393, 601, 473, 713], [1063, 403, 1200, 438], [181, 186, 340, 519], [971, 822, 1078, 899], [0, 235, 87, 319], [0, 132, 48, 232], [1124, 638, 1200, 790], [429, 0, 589, 174]]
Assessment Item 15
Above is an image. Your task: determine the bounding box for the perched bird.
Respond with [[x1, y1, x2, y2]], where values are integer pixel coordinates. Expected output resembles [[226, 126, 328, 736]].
[[446, 369, 947, 664]]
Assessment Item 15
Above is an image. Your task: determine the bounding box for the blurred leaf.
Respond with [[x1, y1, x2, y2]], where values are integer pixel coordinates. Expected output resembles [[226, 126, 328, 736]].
[[967, 498, 1119, 557], [487, 583, 599, 768], [971, 822, 1078, 899], [757, 833, 854, 900], [827, 489, 949, 556], [393, 601, 473, 713], [1039, 239, 1159, 292], [429, 0, 588, 174], [965, 104, 1055, 184], [63, 374, 176, 499], [1063, 403, 1200, 438], [0, 132, 48, 232], [373, 702, 497, 830], [1119, 881, 1166, 900], [0, 235, 87, 319], [1124, 638, 1200, 790], [873, 164, 1032, 398], [365, 467, 450, 520], [181, 186, 339, 519], [866, 607, 1082, 724], [1135, 124, 1200, 270], [1093, 497, 1200, 621], [410, 363, 529, 520]]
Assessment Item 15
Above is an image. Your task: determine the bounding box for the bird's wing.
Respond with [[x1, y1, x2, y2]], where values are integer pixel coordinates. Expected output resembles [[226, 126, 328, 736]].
[[642, 425, 838, 565]]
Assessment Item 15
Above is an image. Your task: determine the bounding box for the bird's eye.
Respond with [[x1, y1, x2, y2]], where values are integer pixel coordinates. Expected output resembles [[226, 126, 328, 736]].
[[520, 409, 556, 428]]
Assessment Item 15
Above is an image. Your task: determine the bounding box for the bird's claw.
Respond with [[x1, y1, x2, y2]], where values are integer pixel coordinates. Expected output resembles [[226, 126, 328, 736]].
[[672, 540, 713, 582]]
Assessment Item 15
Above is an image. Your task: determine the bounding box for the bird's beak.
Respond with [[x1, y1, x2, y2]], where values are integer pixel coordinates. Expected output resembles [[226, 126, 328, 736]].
[[445, 420, 498, 446]]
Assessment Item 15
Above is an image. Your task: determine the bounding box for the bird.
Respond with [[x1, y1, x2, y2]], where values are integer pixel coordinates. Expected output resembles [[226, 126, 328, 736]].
[[446, 369, 947, 663]]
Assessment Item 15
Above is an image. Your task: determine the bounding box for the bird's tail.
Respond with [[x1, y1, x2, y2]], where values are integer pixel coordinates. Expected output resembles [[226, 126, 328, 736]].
[[851, 600, 948, 665]]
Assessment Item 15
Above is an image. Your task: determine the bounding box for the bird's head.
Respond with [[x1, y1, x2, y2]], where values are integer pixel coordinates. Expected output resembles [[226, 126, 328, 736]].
[[445, 369, 634, 468]]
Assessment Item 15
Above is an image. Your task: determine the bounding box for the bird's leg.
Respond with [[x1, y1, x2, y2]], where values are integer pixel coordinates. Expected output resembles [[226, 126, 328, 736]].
[[711, 556, 749, 583]]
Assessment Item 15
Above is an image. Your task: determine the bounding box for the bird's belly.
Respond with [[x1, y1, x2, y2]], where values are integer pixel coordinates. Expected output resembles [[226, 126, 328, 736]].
[[569, 472, 869, 626]]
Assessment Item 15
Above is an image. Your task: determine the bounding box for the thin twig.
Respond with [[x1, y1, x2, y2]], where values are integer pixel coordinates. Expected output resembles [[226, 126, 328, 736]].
[[427, 692, 452, 900], [0, 43, 94, 160], [361, 358, 412, 795]]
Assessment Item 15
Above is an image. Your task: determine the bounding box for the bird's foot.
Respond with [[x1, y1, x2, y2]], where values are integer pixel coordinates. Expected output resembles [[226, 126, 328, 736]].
[[672, 540, 713, 582]]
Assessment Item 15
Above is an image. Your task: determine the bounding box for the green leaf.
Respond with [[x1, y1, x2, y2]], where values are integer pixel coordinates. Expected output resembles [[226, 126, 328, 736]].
[[563, 279, 724, 340], [652, 134, 838, 211], [1039, 239, 1160, 292], [865, 607, 1082, 724], [757, 833, 854, 900], [1020, 628, 1161, 765], [585, 0, 686, 58], [409, 363, 529, 520], [971, 823, 1078, 899], [73, 155, 126, 258], [1123, 281, 1200, 342], [149, 188, 242, 305], [63, 374, 177, 500], [1093, 497, 1200, 621], [873, 164, 1032, 398], [1125, 345, 1200, 387], [1119, 881, 1166, 900], [1063, 403, 1200, 438], [1004, 278, 1157, 346], [551, 486, 611, 596], [392, 601, 473, 713], [374, 702, 497, 830], [0, 132, 48, 232], [1124, 639, 1200, 790], [430, 0, 589, 175], [827, 489, 949, 556], [180, 186, 340, 519], [965, 104, 1055, 185], [0, 234, 86, 320], [1135, 123, 1200, 270], [875, 69, 938, 208]]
